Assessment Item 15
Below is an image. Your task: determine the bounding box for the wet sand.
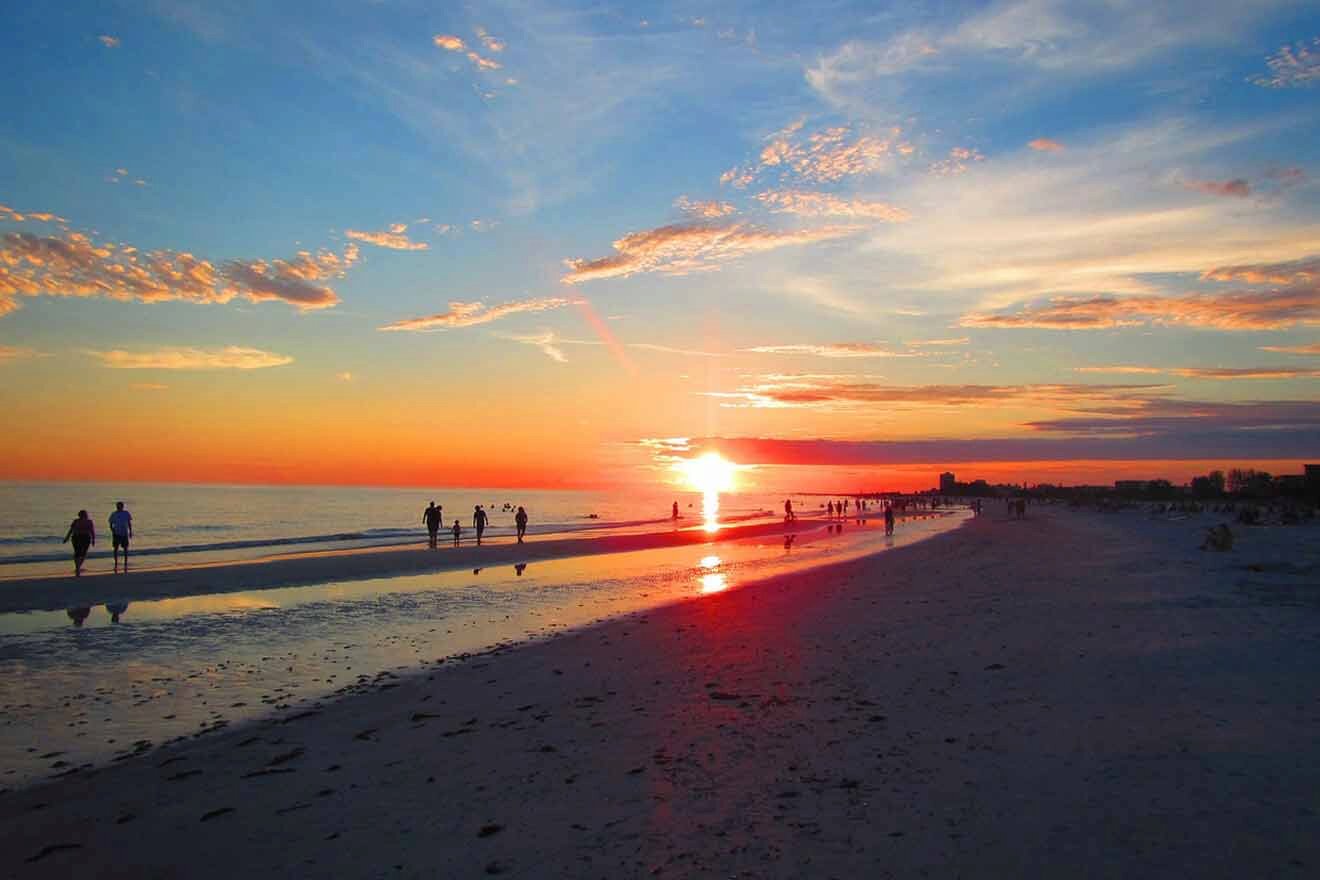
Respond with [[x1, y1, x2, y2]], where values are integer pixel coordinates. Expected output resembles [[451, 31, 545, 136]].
[[3, 507, 1318, 878], [0, 513, 904, 614]]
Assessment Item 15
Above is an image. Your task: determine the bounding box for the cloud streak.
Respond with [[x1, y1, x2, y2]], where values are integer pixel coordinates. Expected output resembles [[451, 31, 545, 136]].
[[1077, 365, 1320, 379], [345, 223, 429, 251], [1251, 37, 1320, 88], [379, 296, 578, 331], [90, 346, 294, 370], [741, 343, 915, 359], [562, 222, 861, 284], [754, 190, 909, 221]]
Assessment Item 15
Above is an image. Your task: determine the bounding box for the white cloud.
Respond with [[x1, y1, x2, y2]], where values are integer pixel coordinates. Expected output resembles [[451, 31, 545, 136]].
[[90, 346, 294, 370]]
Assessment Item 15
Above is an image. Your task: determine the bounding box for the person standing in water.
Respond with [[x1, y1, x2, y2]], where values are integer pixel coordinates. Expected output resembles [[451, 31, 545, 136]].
[[62, 510, 95, 577], [423, 501, 443, 550], [451, 519, 462, 547], [473, 505, 488, 545], [515, 506, 528, 543], [672, 501, 680, 521], [784, 498, 795, 522], [884, 503, 895, 536], [108, 501, 133, 572]]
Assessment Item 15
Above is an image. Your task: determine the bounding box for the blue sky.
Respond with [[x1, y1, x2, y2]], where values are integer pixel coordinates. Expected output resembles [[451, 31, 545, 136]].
[[1, 0, 1318, 487]]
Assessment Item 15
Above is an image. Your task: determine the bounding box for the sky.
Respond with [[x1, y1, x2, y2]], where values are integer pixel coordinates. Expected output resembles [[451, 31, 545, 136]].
[[1, 0, 1318, 492]]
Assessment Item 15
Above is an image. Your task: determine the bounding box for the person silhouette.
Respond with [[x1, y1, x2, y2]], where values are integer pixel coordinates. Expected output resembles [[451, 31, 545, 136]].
[[423, 501, 443, 550], [672, 501, 679, 520], [515, 506, 528, 544], [62, 510, 95, 577], [108, 501, 133, 573], [473, 505, 488, 545], [827, 500, 835, 519], [884, 504, 895, 536], [784, 499, 795, 522], [451, 519, 462, 547]]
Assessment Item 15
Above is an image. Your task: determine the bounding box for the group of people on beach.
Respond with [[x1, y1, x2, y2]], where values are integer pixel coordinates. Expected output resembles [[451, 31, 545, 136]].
[[61, 502, 134, 576], [423, 501, 528, 550]]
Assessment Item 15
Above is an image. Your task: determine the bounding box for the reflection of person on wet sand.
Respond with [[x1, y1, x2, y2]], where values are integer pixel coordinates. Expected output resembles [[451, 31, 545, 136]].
[[67, 607, 91, 627], [473, 506, 488, 545], [515, 562, 527, 576], [106, 601, 129, 623], [515, 506, 528, 543], [783, 534, 795, 551], [423, 501, 443, 550], [62, 510, 95, 577]]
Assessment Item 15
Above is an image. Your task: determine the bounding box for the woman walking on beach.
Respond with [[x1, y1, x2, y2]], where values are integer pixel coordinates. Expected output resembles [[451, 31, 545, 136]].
[[62, 510, 95, 576], [515, 506, 528, 543]]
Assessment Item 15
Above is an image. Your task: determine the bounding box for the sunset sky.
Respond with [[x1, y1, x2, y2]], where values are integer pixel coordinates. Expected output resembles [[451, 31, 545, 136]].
[[2, 1, 1318, 491]]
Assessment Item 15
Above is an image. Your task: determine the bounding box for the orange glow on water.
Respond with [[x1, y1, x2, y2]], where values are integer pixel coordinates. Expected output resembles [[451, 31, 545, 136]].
[[676, 453, 738, 533]]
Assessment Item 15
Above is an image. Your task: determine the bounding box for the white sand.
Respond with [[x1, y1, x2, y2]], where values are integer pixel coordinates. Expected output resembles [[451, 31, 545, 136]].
[[3, 506, 1318, 878]]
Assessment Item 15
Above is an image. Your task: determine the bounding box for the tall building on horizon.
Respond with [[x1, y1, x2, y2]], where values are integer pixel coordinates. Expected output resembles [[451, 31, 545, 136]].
[[939, 472, 956, 494]]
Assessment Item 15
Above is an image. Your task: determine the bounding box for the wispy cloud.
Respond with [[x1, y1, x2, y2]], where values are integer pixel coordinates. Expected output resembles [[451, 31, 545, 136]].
[[90, 346, 294, 370], [98, 35, 120, 48], [906, 337, 970, 347], [1202, 257, 1320, 286], [432, 34, 466, 51], [1183, 177, 1250, 198], [929, 146, 985, 177], [0, 344, 39, 363], [0, 204, 67, 224], [379, 296, 577, 331], [705, 377, 1166, 410], [503, 330, 567, 362], [345, 223, 429, 251], [674, 196, 736, 218], [754, 190, 909, 221], [474, 26, 505, 53], [741, 342, 914, 358], [721, 121, 899, 190], [962, 283, 1320, 331], [432, 32, 501, 71], [1251, 37, 1320, 88], [1028, 138, 1065, 152], [1260, 343, 1320, 355], [1077, 365, 1320, 379], [562, 222, 861, 284]]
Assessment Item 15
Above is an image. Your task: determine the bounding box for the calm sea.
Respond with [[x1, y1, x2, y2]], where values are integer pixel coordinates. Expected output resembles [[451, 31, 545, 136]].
[[0, 482, 788, 577]]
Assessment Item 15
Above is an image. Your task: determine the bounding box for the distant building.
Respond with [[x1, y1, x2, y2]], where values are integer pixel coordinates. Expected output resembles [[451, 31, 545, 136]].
[[1114, 480, 1148, 493], [939, 472, 956, 494]]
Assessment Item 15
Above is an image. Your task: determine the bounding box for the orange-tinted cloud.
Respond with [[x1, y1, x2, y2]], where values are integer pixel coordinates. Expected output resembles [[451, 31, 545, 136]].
[[433, 34, 466, 51], [1251, 37, 1320, 88], [474, 26, 505, 53], [379, 296, 577, 331], [1183, 178, 1250, 198], [345, 223, 429, 251], [562, 222, 861, 284], [754, 190, 909, 221], [0, 344, 38, 362], [1201, 257, 1320, 285], [962, 284, 1320, 331], [905, 337, 969, 347], [1078, 365, 1320, 379], [0, 296, 20, 318], [1260, 342, 1320, 355], [742, 343, 914, 358], [929, 146, 985, 176], [0, 228, 356, 312], [1028, 138, 1065, 152], [674, 197, 736, 218], [722, 121, 896, 188], [706, 377, 1166, 409], [90, 346, 294, 370]]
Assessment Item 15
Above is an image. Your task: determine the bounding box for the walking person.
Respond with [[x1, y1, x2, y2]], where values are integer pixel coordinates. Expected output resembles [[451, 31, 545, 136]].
[[423, 501, 443, 550], [784, 498, 795, 522], [451, 519, 462, 547], [884, 503, 895, 536], [62, 509, 95, 577], [473, 505, 488, 546], [672, 501, 680, 521], [108, 501, 133, 572], [515, 506, 528, 544]]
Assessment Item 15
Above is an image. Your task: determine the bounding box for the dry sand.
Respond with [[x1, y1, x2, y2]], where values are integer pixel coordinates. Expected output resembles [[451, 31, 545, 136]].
[[3, 506, 1318, 878]]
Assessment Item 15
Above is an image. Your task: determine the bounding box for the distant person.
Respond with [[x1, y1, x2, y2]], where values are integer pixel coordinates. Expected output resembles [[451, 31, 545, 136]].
[[784, 499, 795, 522], [451, 519, 462, 547], [515, 506, 528, 543], [106, 601, 129, 623], [62, 509, 95, 577], [66, 607, 91, 627], [884, 504, 895, 536], [827, 500, 835, 519], [423, 501, 443, 550], [473, 506, 488, 545], [672, 501, 680, 520], [108, 501, 133, 572]]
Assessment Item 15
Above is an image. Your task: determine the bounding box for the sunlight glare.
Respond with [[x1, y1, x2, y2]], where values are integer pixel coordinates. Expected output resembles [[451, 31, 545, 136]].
[[676, 453, 738, 533]]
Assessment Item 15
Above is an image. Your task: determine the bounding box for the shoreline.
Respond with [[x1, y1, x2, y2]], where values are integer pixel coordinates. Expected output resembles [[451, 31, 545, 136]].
[[0, 511, 945, 614], [3, 506, 1318, 876]]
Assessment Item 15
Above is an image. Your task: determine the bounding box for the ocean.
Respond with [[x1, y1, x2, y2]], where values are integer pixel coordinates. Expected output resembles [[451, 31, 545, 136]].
[[0, 482, 789, 578]]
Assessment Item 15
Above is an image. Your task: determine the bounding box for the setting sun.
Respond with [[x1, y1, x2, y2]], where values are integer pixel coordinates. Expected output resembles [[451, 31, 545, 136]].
[[676, 453, 739, 495]]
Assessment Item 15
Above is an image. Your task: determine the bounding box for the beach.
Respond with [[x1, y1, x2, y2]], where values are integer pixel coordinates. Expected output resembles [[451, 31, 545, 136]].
[[3, 505, 1319, 877]]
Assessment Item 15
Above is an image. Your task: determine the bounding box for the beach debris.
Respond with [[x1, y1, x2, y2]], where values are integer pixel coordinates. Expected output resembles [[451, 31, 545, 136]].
[[200, 806, 235, 822], [478, 822, 504, 838], [267, 747, 304, 766]]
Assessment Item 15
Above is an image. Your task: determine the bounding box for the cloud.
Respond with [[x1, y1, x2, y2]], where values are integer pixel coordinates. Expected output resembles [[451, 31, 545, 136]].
[[1260, 343, 1320, 355], [474, 26, 505, 53], [1028, 138, 1065, 152], [90, 346, 294, 370], [930, 146, 985, 176], [131, 383, 168, 391], [0, 344, 38, 363], [0, 226, 357, 313], [432, 34, 466, 51], [379, 296, 577, 331], [336, 371, 353, 382], [721, 122, 898, 189], [905, 337, 970, 347], [705, 377, 1166, 410], [1183, 178, 1250, 198], [344, 223, 429, 251], [98, 35, 120, 48], [562, 222, 861, 284], [1201, 257, 1320, 286], [754, 190, 909, 221], [674, 197, 736, 218], [433, 33, 502, 71], [1251, 37, 1320, 88], [0, 204, 67, 224], [961, 283, 1320, 331], [466, 51, 502, 71], [1077, 365, 1320, 379], [0, 296, 20, 318], [503, 330, 567, 362], [741, 343, 914, 358]]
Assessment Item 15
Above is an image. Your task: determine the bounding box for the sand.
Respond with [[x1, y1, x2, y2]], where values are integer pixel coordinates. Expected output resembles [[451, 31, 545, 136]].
[[3, 506, 1318, 878]]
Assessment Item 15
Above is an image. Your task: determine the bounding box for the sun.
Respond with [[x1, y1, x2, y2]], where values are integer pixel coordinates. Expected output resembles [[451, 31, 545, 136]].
[[677, 452, 738, 494]]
